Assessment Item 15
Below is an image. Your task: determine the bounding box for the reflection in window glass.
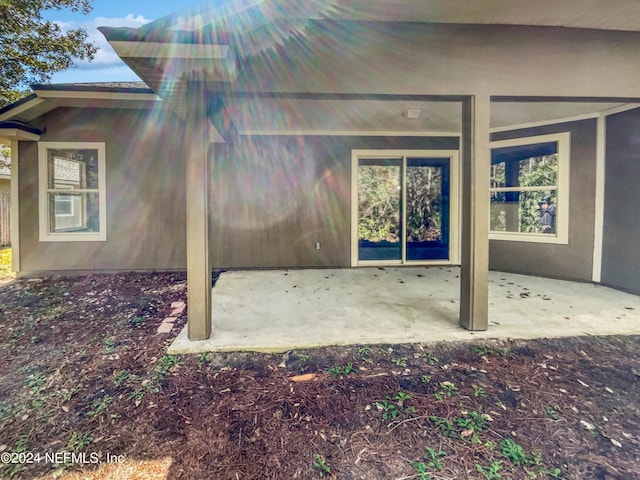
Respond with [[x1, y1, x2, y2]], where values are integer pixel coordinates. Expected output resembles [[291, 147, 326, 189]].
[[490, 141, 559, 235], [46, 149, 101, 234]]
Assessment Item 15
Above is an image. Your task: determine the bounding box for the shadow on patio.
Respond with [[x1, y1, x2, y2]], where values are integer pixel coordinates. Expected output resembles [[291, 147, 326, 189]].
[[169, 267, 640, 353]]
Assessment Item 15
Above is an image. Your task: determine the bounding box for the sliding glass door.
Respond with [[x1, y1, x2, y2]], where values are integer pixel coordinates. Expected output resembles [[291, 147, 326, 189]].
[[354, 151, 457, 265]]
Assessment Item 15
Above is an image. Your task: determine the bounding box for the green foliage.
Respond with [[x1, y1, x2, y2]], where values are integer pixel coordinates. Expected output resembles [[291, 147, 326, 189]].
[[375, 392, 414, 420], [411, 461, 431, 479], [312, 454, 331, 477], [328, 363, 356, 378], [500, 438, 528, 465], [67, 431, 93, 452], [429, 416, 458, 438], [0, 248, 13, 281], [114, 370, 131, 388], [475, 345, 509, 357], [154, 355, 182, 378], [423, 447, 446, 471], [473, 385, 487, 397], [476, 461, 503, 479], [87, 394, 113, 417], [357, 164, 445, 244], [542, 404, 560, 420], [421, 375, 431, 383], [0, 0, 98, 107], [391, 357, 407, 367], [490, 155, 558, 233], [24, 372, 47, 393], [198, 352, 209, 366], [358, 165, 401, 242]]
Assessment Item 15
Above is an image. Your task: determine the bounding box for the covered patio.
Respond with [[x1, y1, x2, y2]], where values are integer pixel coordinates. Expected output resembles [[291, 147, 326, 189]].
[[169, 268, 640, 353]]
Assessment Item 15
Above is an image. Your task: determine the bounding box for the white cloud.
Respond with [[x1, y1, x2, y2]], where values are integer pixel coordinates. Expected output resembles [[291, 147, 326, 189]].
[[56, 14, 152, 72]]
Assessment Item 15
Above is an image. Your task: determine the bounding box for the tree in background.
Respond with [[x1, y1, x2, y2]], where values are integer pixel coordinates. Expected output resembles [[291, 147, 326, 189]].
[[0, 0, 97, 107]]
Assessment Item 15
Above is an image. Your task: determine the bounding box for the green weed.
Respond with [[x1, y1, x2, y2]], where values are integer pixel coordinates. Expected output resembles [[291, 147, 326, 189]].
[[542, 404, 559, 420], [312, 454, 331, 478], [421, 375, 431, 383], [328, 363, 357, 378], [392, 357, 407, 367], [476, 346, 509, 357], [473, 385, 487, 398], [429, 416, 458, 438], [475, 461, 503, 479], [423, 447, 445, 471], [500, 438, 528, 465], [154, 355, 182, 378], [411, 461, 431, 479], [67, 432, 94, 452], [87, 394, 113, 417], [198, 352, 209, 366], [24, 372, 47, 393], [114, 370, 131, 388]]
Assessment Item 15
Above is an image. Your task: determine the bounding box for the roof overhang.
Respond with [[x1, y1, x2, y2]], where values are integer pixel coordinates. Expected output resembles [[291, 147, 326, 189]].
[[0, 121, 42, 143], [0, 83, 163, 127]]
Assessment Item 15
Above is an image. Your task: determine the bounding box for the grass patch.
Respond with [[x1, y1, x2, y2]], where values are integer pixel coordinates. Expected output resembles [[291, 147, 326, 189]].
[[0, 247, 13, 281]]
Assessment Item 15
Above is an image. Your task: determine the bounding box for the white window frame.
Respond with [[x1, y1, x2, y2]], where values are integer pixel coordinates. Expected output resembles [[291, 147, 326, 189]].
[[38, 142, 107, 242], [489, 132, 570, 244]]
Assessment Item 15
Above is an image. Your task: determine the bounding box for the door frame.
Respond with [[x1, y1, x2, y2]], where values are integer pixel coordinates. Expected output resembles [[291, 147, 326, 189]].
[[351, 149, 460, 267]]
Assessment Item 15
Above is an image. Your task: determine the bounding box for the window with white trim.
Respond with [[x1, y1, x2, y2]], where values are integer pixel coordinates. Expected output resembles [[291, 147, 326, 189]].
[[489, 133, 569, 244], [38, 142, 106, 241]]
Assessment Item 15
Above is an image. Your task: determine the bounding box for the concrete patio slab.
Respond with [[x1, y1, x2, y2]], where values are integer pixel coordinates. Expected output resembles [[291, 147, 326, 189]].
[[168, 267, 640, 353]]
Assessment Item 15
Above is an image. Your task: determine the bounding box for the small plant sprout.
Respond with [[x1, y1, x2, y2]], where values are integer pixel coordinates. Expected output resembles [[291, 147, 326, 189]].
[[421, 352, 439, 365], [392, 357, 408, 367], [327, 363, 357, 378], [500, 438, 528, 465], [114, 370, 130, 388], [67, 431, 94, 452], [411, 461, 431, 480], [357, 345, 372, 357], [87, 394, 113, 417], [542, 404, 560, 420], [198, 352, 209, 366], [423, 447, 446, 470], [24, 372, 47, 393], [297, 352, 310, 362], [312, 454, 331, 478], [475, 461, 503, 480], [375, 391, 415, 420], [429, 416, 458, 438], [421, 374, 431, 383], [473, 384, 487, 397], [439, 381, 459, 397], [476, 345, 509, 358]]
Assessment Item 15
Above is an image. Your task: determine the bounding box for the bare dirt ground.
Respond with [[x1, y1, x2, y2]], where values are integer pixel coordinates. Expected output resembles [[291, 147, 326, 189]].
[[0, 272, 639, 480]]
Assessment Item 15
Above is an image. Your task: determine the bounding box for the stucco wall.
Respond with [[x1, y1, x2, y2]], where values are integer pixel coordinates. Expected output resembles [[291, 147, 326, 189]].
[[18, 107, 187, 273], [489, 119, 597, 282], [209, 135, 459, 268], [601, 108, 640, 294]]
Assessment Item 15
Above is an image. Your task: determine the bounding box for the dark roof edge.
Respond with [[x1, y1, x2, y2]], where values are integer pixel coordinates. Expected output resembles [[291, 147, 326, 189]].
[[0, 120, 42, 135], [0, 93, 39, 116], [31, 82, 154, 95]]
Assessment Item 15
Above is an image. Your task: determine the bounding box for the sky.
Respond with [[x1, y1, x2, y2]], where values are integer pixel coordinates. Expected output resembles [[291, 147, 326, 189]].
[[46, 0, 187, 84]]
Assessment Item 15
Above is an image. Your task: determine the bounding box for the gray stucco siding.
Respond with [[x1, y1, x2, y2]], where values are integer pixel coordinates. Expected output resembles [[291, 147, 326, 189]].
[[18, 107, 187, 273], [602, 108, 640, 294], [209, 135, 459, 269], [489, 119, 598, 282]]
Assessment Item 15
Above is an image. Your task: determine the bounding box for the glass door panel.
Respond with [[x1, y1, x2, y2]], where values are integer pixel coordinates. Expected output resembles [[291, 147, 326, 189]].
[[406, 158, 450, 261], [357, 159, 402, 261]]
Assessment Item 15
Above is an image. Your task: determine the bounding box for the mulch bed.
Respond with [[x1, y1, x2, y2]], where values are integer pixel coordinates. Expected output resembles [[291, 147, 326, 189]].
[[0, 272, 639, 479]]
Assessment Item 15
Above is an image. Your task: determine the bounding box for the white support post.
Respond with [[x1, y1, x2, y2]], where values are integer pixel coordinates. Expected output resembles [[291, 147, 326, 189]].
[[459, 95, 490, 331], [186, 81, 212, 340]]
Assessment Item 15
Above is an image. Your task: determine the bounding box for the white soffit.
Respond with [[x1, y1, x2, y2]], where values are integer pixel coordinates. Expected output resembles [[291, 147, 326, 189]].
[[305, 0, 640, 32], [109, 41, 229, 59], [227, 98, 637, 134]]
